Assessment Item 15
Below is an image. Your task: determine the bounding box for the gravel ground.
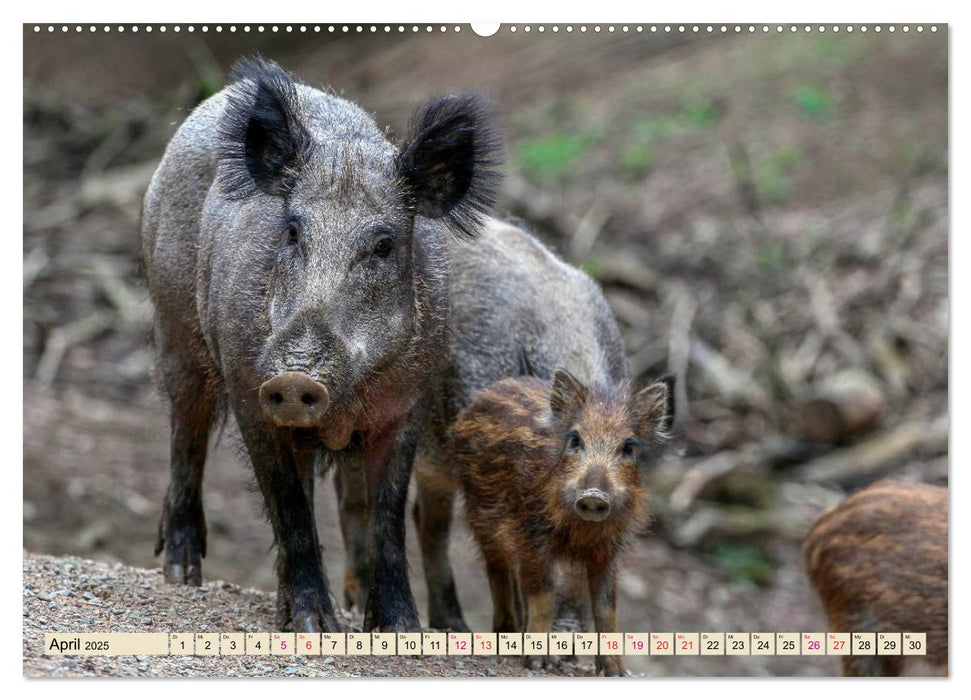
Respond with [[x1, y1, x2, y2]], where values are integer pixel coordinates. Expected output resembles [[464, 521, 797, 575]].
[[23, 552, 596, 678]]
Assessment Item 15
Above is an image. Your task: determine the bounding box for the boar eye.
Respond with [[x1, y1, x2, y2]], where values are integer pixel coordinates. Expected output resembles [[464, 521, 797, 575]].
[[621, 438, 641, 458], [286, 219, 301, 245], [565, 430, 584, 452], [371, 236, 395, 260]]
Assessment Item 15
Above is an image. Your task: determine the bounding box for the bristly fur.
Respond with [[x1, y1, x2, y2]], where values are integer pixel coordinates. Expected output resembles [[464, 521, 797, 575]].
[[516, 346, 537, 377], [658, 374, 676, 433], [397, 92, 503, 240], [217, 56, 316, 199]]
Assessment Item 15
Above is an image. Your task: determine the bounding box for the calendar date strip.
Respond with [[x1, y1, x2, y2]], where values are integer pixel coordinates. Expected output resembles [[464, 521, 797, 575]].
[[45, 631, 928, 657]]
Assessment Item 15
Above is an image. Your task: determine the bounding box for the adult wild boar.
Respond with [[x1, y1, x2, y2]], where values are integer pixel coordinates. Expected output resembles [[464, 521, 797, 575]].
[[336, 218, 632, 633], [139, 57, 500, 632]]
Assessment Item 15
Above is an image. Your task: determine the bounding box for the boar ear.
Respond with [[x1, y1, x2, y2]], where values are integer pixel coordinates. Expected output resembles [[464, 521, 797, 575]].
[[397, 92, 503, 239], [632, 375, 675, 441], [218, 56, 315, 199], [550, 368, 587, 420]]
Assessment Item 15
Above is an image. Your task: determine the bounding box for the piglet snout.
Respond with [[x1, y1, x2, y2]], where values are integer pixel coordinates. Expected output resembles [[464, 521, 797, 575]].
[[574, 488, 611, 521]]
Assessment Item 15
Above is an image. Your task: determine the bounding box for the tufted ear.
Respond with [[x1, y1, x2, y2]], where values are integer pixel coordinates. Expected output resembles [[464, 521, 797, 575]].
[[549, 368, 588, 420], [397, 92, 503, 239], [631, 374, 675, 441], [217, 56, 315, 199]]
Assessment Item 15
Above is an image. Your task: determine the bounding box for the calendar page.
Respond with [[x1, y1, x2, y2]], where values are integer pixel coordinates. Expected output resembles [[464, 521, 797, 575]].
[[22, 15, 948, 679]]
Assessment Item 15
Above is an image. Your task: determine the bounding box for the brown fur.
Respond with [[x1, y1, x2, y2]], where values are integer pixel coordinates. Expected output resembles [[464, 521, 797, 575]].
[[450, 372, 672, 676], [804, 480, 948, 676]]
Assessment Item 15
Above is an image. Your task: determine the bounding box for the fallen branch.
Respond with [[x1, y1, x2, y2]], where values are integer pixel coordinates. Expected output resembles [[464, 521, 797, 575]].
[[794, 413, 948, 484], [34, 312, 114, 388], [667, 286, 697, 425], [668, 504, 806, 548], [569, 198, 609, 262], [585, 252, 659, 294], [668, 444, 762, 512], [689, 336, 770, 409]]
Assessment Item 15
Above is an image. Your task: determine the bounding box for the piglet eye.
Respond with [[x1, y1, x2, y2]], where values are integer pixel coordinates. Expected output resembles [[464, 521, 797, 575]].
[[565, 430, 584, 452], [372, 237, 394, 259], [622, 439, 641, 458]]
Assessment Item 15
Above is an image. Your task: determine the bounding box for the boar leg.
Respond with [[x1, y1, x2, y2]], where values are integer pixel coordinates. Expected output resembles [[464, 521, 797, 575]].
[[588, 562, 625, 677], [362, 427, 421, 632], [482, 553, 519, 633], [237, 406, 340, 632], [154, 339, 217, 587], [554, 560, 592, 631], [413, 460, 469, 631], [334, 462, 370, 613], [520, 561, 556, 669]]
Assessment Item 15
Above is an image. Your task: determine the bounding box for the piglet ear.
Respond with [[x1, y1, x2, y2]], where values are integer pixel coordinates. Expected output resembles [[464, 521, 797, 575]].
[[217, 56, 315, 199], [397, 92, 503, 239], [550, 368, 588, 420], [632, 375, 676, 441]]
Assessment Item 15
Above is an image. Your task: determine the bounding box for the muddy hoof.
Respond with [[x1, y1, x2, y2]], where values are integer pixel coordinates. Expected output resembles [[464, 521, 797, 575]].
[[291, 611, 343, 633], [163, 560, 202, 586], [279, 605, 343, 634], [364, 595, 421, 633], [156, 503, 206, 586], [160, 527, 204, 586]]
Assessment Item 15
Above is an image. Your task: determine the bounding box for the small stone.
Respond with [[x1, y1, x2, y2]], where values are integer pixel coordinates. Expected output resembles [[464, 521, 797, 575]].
[[284, 666, 297, 675], [322, 657, 335, 664]]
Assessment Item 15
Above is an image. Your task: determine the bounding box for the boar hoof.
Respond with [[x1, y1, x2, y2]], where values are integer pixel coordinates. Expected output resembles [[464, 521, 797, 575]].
[[595, 655, 626, 677], [523, 655, 554, 672], [279, 607, 343, 634], [163, 560, 203, 587], [157, 511, 205, 586], [363, 597, 421, 632], [290, 612, 341, 634], [428, 613, 470, 633]]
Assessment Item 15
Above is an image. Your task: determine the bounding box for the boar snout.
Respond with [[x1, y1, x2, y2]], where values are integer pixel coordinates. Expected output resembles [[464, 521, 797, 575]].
[[259, 371, 330, 428], [574, 488, 611, 522]]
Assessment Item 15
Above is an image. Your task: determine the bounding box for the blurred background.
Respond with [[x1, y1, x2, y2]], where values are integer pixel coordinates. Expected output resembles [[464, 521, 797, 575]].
[[23, 26, 947, 676]]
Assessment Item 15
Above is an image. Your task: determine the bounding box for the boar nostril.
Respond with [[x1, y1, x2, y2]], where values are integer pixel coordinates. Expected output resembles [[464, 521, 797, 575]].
[[271, 392, 284, 404], [301, 393, 317, 406]]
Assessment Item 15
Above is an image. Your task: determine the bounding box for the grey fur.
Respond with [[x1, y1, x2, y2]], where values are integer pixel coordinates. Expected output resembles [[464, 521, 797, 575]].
[[140, 57, 626, 634], [141, 58, 500, 633], [400, 219, 628, 630]]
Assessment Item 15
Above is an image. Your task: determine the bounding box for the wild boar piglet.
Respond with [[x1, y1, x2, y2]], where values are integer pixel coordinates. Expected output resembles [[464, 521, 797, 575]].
[[451, 369, 674, 676]]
